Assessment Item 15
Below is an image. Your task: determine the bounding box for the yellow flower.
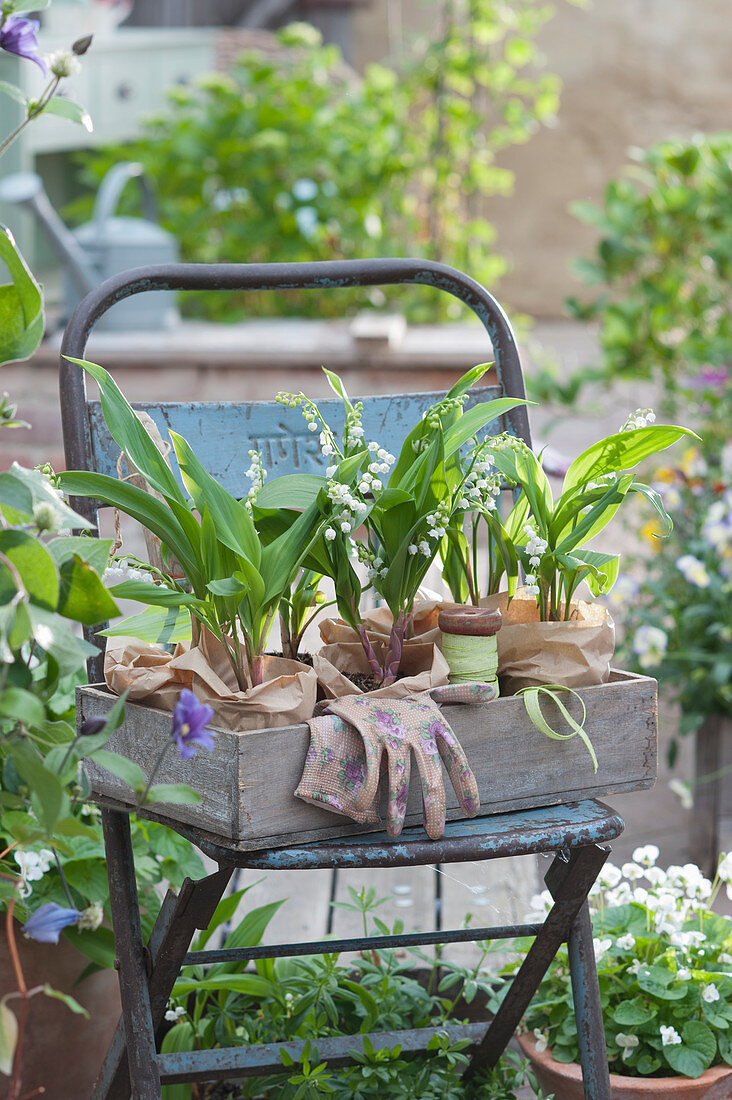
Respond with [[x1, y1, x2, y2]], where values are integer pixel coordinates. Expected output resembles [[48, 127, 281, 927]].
[[640, 518, 665, 545]]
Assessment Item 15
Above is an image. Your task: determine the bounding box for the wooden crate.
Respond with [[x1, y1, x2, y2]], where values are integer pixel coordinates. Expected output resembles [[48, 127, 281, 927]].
[[79, 670, 657, 851]]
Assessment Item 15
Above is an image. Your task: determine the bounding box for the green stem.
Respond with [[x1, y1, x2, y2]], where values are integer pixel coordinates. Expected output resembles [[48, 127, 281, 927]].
[[52, 848, 75, 909], [0, 76, 61, 160], [136, 737, 173, 807]]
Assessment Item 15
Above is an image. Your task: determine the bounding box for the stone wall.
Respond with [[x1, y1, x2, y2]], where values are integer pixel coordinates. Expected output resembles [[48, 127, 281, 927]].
[[352, 0, 732, 317]]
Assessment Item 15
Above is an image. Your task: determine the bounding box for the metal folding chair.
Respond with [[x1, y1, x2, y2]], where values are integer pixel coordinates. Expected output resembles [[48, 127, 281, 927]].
[[59, 259, 621, 1099]]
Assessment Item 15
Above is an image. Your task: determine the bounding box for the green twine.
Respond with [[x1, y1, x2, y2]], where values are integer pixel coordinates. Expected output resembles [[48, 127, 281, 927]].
[[440, 631, 499, 687], [516, 684, 598, 774]]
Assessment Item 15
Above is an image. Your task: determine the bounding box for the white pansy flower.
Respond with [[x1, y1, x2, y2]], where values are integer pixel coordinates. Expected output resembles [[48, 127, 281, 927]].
[[533, 1028, 548, 1054], [702, 983, 720, 1003], [616, 1033, 639, 1061], [593, 937, 612, 961], [676, 554, 711, 588], [633, 845, 660, 867], [677, 967, 692, 981], [598, 864, 622, 889], [621, 862, 644, 882], [717, 854, 732, 882], [669, 779, 694, 810], [616, 933, 635, 950], [660, 1025, 682, 1046], [632, 626, 668, 669]]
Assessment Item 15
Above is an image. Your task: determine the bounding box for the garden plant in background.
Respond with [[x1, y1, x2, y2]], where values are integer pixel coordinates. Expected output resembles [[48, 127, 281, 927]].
[[500, 848, 732, 1085], [156, 882, 551, 1100], [77, 2, 582, 322], [617, 442, 732, 751], [0, 8, 209, 1095]]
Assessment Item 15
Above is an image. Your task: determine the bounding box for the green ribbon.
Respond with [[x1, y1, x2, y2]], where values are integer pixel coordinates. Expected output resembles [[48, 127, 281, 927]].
[[516, 684, 598, 774]]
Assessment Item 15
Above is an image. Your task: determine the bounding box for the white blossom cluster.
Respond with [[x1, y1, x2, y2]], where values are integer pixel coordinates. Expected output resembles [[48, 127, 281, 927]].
[[102, 559, 150, 585], [632, 623, 669, 669], [244, 449, 266, 513], [15, 848, 54, 898], [522, 523, 548, 596], [676, 552, 711, 588], [407, 501, 451, 559], [323, 480, 369, 546], [620, 407, 656, 432], [456, 450, 501, 512], [525, 844, 732, 1066]]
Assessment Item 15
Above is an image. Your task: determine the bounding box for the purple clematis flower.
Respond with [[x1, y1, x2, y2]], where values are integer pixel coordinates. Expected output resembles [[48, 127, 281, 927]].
[[0, 15, 47, 73], [23, 902, 81, 944], [171, 689, 215, 760]]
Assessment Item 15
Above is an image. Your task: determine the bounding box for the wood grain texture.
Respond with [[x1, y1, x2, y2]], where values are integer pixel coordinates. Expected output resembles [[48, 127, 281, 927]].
[[79, 670, 657, 851]]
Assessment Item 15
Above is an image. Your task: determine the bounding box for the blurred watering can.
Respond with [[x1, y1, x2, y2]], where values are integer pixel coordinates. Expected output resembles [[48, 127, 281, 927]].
[[0, 162, 180, 332]]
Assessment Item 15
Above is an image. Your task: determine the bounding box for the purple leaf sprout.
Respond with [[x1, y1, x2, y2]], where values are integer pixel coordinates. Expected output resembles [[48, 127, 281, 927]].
[[23, 902, 81, 944], [171, 689, 215, 760], [0, 15, 47, 73]]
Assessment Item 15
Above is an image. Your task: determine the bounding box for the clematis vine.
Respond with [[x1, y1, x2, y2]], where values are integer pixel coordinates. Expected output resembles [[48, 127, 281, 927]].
[[0, 13, 46, 72]]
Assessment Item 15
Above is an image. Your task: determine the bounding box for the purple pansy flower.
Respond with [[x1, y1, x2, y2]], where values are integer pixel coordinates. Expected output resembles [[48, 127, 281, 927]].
[[0, 16, 46, 72], [23, 902, 81, 944], [171, 689, 214, 760]]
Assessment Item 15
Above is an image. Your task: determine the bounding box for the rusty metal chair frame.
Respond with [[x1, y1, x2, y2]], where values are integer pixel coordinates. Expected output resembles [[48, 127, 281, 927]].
[[59, 259, 620, 1099]]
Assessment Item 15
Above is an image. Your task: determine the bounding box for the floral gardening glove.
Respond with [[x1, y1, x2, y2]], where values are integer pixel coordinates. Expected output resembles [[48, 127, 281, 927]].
[[326, 695, 480, 840], [294, 713, 380, 825]]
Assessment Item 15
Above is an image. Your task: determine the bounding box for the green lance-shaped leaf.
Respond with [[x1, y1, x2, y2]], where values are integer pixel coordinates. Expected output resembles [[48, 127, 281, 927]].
[[57, 471, 203, 590], [561, 423, 700, 495], [0, 226, 43, 365], [170, 430, 261, 567], [99, 604, 193, 645], [553, 475, 634, 555], [68, 359, 186, 503]]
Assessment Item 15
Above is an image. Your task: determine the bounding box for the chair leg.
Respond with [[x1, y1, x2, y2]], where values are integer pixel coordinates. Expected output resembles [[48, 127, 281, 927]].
[[464, 843, 607, 1080], [99, 809, 161, 1099], [567, 900, 612, 1100], [93, 811, 234, 1100]]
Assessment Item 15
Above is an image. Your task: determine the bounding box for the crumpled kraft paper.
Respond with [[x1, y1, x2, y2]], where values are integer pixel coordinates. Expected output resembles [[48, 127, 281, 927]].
[[314, 614, 450, 700], [480, 588, 615, 694], [105, 629, 317, 732]]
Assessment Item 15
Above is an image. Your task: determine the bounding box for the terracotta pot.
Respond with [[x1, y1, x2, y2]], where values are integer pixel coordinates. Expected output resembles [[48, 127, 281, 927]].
[[518, 1034, 732, 1100], [0, 920, 120, 1100]]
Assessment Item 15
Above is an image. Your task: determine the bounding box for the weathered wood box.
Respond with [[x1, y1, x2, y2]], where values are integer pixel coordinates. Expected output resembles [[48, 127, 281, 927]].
[[79, 670, 657, 851]]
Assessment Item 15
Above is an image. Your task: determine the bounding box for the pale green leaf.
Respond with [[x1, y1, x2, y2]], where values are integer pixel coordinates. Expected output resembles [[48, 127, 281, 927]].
[[43, 97, 93, 132]]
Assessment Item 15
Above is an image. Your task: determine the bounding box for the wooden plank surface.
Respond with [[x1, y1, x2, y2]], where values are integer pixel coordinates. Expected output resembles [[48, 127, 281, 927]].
[[80, 670, 657, 849]]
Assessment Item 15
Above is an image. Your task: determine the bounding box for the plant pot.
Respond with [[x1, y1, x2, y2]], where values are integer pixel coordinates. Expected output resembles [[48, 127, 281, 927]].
[[517, 1033, 732, 1100], [0, 920, 120, 1100]]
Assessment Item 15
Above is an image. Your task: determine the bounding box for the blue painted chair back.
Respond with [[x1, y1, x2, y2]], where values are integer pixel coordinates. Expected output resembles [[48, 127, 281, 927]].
[[60, 258, 531, 506]]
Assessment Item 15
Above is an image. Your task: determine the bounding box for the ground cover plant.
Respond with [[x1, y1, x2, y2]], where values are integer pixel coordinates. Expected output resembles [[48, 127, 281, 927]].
[[495, 849, 732, 1080], [159, 884, 551, 1100]]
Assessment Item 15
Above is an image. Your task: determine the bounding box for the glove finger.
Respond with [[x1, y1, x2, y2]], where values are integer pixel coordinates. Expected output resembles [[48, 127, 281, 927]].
[[437, 725, 480, 817], [353, 733, 383, 813], [410, 742, 446, 840], [430, 681, 498, 706], [385, 746, 411, 838]]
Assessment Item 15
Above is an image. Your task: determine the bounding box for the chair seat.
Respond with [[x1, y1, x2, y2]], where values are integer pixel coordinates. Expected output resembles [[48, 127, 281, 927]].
[[171, 798, 623, 870]]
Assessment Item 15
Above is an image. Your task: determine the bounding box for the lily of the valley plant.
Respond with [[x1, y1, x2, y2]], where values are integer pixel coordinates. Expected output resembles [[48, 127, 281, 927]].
[[273, 366, 527, 684], [59, 360, 370, 689], [441, 408, 699, 620]]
